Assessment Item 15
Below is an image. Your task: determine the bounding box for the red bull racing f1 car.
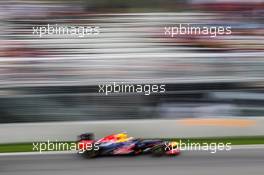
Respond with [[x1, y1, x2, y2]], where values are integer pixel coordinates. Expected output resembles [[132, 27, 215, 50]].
[[77, 132, 180, 158]]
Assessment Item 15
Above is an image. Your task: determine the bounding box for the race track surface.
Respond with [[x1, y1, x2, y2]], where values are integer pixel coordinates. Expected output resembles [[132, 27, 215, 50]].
[[1, 148, 264, 175]]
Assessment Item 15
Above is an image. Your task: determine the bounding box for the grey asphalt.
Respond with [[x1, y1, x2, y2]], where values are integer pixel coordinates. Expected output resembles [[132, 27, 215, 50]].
[[0, 149, 263, 175]]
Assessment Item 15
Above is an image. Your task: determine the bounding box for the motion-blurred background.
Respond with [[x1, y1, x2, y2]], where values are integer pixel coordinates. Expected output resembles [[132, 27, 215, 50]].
[[0, 0, 263, 123]]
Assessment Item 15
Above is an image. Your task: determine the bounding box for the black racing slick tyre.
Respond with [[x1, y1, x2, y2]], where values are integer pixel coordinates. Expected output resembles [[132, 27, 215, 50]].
[[151, 145, 166, 157], [81, 149, 100, 158], [78, 133, 94, 141]]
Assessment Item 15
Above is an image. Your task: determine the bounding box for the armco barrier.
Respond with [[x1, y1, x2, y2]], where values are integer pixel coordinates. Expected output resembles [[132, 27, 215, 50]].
[[0, 117, 263, 143]]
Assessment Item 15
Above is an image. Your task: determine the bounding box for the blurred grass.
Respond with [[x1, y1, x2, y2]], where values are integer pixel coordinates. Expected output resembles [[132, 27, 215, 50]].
[[0, 136, 264, 153], [0, 142, 74, 153], [0, 143, 33, 153], [167, 136, 264, 145]]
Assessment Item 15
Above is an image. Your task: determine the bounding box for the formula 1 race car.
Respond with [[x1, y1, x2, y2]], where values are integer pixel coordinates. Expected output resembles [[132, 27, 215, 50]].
[[77, 132, 180, 158]]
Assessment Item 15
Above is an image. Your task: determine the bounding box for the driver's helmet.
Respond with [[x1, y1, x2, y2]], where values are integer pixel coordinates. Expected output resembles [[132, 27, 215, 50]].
[[116, 133, 129, 142]]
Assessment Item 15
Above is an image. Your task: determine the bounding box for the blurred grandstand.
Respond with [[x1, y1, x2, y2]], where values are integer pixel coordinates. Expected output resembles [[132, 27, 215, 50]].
[[0, 0, 263, 123]]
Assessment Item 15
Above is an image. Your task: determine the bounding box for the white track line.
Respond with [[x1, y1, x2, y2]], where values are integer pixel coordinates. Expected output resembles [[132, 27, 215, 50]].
[[1, 145, 264, 156], [231, 144, 264, 149], [0, 151, 75, 157]]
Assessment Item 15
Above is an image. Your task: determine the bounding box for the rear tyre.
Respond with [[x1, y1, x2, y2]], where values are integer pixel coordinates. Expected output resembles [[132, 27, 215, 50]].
[[81, 149, 100, 158], [78, 133, 94, 140]]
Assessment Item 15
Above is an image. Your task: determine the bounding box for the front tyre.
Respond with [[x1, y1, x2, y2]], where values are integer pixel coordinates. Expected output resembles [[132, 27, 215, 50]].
[[151, 145, 165, 157]]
